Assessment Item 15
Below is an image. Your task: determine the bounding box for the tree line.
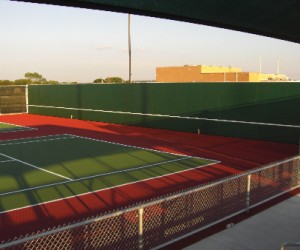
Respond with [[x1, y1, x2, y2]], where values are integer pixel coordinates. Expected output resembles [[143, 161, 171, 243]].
[[0, 72, 125, 85]]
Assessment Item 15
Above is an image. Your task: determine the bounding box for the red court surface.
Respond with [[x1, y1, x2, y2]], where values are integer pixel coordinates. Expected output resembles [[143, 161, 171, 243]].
[[0, 113, 298, 242]]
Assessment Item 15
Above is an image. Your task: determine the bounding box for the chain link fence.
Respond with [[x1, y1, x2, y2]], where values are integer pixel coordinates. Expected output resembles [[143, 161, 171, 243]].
[[1, 155, 299, 249], [0, 86, 27, 114]]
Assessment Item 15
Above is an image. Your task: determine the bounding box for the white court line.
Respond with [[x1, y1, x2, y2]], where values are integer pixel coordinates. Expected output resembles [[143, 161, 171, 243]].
[[0, 161, 219, 215], [0, 133, 217, 163], [54, 155, 196, 183], [0, 133, 221, 213], [0, 152, 72, 181], [0, 128, 37, 134], [0, 134, 220, 197], [0, 133, 218, 183], [0, 133, 68, 142], [0, 121, 33, 129], [0, 121, 37, 133], [0, 136, 75, 147], [29, 104, 300, 128], [0, 159, 15, 163], [0, 156, 191, 197], [0, 180, 70, 197], [69, 134, 219, 163]]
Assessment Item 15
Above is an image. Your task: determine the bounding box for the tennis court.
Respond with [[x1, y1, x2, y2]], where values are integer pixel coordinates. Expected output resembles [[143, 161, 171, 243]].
[[0, 113, 298, 247], [0, 133, 217, 213]]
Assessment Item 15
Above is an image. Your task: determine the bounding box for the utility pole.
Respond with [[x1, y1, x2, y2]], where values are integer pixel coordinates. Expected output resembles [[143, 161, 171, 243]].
[[128, 14, 132, 83], [259, 56, 262, 81], [259, 56, 262, 74]]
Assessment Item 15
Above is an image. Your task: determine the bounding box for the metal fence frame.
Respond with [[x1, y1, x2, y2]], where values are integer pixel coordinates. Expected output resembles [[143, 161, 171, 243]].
[[1, 155, 299, 249], [281, 241, 300, 250]]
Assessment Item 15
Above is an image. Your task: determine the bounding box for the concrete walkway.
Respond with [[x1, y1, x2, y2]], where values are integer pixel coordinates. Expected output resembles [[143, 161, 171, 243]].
[[184, 194, 300, 250]]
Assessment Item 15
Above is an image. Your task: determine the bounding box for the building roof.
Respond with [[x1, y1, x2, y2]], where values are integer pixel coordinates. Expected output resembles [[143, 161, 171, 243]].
[[12, 0, 300, 44]]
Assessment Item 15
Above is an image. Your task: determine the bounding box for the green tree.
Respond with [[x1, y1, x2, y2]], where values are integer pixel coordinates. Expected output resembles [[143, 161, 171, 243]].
[[104, 77, 124, 83], [14, 79, 31, 85], [93, 78, 105, 83], [0, 80, 14, 85], [46, 80, 59, 84], [24, 72, 46, 84]]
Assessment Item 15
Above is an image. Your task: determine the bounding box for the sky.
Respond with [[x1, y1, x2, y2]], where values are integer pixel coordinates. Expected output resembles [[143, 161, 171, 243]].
[[0, 0, 299, 82]]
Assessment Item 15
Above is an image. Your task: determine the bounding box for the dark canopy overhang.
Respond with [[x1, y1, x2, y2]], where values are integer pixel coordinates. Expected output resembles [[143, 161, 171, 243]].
[[11, 0, 300, 44]]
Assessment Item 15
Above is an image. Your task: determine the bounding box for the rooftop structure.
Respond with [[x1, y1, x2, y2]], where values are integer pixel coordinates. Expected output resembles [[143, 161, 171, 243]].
[[156, 65, 288, 83]]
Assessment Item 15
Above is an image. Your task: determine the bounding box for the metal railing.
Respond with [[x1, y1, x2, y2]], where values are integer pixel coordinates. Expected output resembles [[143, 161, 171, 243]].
[[0, 155, 299, 249], [281, 241, 300, 250]]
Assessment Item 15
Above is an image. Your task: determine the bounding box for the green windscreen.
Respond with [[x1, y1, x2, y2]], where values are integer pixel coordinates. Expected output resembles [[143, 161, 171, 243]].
[[28, 83, 300, 144]]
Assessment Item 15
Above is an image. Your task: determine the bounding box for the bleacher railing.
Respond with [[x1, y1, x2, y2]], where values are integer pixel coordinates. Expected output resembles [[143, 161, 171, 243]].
[[1, 155, 299, 249]]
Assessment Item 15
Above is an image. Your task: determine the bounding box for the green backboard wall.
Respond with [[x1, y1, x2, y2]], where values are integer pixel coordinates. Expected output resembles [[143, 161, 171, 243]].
[[28, 83, 300, 144]]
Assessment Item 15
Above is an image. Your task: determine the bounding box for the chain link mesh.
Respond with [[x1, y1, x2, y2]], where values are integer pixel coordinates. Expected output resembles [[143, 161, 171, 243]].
[[250, 157, 300, 206], [143, 176, 247, 249], [1, 156, 299, 250], [2, 210, 138, 250]]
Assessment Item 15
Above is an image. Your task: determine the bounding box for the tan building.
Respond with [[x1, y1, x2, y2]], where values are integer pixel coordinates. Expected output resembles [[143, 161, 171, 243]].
[[156, 65, 287, 82]]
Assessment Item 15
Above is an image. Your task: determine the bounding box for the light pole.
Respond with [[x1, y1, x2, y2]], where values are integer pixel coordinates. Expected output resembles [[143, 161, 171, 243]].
[[128, 14, 132, 83], [259, 56, 262, 81]]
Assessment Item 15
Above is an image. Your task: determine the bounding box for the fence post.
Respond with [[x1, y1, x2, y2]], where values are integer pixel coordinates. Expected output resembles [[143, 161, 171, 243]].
[[246, 174, 251, 212], [298, 156, 300, 186], [0, 86, 2, 114], [138, 206, 144, 249], [25, 85, 29, 113]]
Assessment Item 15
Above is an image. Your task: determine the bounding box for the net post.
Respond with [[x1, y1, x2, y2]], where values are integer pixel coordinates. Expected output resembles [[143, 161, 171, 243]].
[[246, 174, 251, 212], [138, 206, 144, 249]]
